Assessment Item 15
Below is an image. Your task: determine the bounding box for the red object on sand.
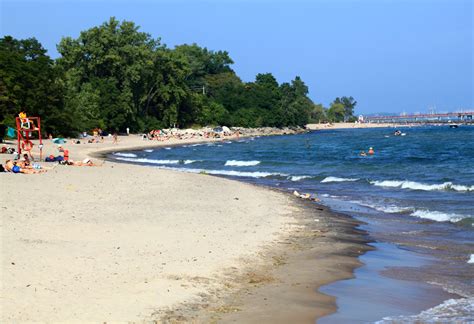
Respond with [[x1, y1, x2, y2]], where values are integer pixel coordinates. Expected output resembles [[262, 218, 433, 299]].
[[15, 115, 43, 160]]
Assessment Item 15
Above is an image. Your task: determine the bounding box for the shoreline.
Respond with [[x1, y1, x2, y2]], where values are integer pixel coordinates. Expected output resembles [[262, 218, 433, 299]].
[[160, 199, 373, 323], [1, 133, 370, 322], [100, 138, 373, 322], [306, 122, 423, 130]]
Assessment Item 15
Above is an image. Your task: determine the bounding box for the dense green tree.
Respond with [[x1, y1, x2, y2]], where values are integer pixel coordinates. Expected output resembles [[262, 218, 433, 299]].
[[57, 17, 161, 132], [0, 36, 66, 135], [1, 18, 337, 136], [327, 102, 346, 122], [334, 96, 357, 121], [310, 104, 327, 123]]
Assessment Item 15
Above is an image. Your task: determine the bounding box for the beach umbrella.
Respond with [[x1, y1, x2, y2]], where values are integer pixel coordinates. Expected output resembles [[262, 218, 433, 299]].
[[52, 138, 66, 144], [6, 127, 16, 138]]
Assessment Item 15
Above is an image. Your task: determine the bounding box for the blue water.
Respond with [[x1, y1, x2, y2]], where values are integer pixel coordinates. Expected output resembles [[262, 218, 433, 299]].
[[114, 126, 474, 226], [111, 126, 474, 321]]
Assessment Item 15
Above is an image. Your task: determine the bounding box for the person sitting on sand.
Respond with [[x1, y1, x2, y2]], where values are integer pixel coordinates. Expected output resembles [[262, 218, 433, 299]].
[[4, 160, 44, 174], [58, 145, 69, 162], [22, 153, 31, 166]]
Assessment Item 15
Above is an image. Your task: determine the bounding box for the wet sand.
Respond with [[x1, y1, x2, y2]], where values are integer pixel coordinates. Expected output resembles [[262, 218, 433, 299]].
[[1, 135, 369, 322]]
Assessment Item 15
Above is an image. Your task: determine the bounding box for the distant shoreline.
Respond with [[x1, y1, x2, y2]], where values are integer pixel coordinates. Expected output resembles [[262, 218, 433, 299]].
[[306, 122, 421, 130]]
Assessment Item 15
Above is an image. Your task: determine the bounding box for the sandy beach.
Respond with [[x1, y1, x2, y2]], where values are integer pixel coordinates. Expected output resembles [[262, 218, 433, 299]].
[[1, 134, 368, 322]]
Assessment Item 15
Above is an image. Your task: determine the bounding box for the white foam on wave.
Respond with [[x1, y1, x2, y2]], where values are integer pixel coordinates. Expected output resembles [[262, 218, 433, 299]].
[[371, 180, 474, 192], [144, 149, 153, 152], [202, 169, 282, 178], [288, 175, 312, 181], [225, 160, 260, 167], [158, 166, 286, 179], [116, 157, 198, 165], [113, 152, 137, 158], [164, 147, 172, 150], [411, 210, 469, 223], [321, 176, 359, 183], [375, 297, 474, 324], [356, 202, 414, 214], [467, 254, 474, 264], [115, 157, 180, 164]]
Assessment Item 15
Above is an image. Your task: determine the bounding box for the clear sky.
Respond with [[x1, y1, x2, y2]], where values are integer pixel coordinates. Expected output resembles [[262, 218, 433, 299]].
[[1, 0, 472, 114]]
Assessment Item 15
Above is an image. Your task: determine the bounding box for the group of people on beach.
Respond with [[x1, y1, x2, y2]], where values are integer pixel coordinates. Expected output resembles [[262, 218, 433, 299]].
[[1, 141, 98, 175]]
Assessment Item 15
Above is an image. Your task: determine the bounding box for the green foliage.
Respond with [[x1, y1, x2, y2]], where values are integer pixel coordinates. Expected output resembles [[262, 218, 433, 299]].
[[310, 104, 327, 123], [334, 96, 357, 121], [327, 102, 346, 122], [1, 18, 356, 136], [0, 36, 67, 135]]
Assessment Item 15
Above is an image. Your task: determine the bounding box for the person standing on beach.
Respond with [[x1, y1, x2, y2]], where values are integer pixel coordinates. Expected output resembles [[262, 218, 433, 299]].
[[113, 132, 118, 144], [126, 127, 130, 136]]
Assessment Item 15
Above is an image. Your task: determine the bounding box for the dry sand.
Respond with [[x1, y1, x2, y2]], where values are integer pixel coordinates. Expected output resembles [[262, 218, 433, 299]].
[[1, 135, 368, 322]]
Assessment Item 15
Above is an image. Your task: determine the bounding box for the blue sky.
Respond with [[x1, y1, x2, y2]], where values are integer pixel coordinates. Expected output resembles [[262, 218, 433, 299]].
[[1, 0, 472, 114]]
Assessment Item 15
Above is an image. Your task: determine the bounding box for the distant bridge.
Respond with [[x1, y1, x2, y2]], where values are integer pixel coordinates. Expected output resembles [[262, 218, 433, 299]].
[[364, 111, 474, 124]]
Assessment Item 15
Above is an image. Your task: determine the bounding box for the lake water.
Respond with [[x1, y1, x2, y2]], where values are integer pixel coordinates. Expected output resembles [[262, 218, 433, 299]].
[[111, 126, 474, 322]]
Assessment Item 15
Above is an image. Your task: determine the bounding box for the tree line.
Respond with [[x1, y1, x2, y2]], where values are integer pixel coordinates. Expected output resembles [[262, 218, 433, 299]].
[[0, 18, 356, 137]]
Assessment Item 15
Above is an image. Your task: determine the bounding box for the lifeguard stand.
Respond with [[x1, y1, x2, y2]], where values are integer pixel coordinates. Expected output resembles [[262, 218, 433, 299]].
[[15, 112, 43, 160]]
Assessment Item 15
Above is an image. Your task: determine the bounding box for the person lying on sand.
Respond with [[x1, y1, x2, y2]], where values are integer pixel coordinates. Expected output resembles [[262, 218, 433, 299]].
[[60, 158, 101, 166], [4, 160, 45, 174]]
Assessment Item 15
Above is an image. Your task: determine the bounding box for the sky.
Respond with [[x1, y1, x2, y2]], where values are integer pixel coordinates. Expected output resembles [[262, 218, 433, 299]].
[[1, 0, 472, 115]]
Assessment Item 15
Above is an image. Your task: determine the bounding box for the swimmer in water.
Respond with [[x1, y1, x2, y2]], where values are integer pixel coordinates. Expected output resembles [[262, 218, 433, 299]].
[[368, 147, 374, 155], [360, 151, 367, 157]]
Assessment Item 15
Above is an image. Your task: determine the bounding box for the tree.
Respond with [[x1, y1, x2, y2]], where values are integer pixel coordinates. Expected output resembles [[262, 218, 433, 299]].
[[310, 104, 327, 123], [334, 96, 357, 121], [2, 18, 321, 134], [57, 17, 161, 132], [0, 36, 66, 135], [327, 102, 345, 122]]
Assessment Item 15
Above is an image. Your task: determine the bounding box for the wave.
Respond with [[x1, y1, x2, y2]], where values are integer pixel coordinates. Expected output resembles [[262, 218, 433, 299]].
[[468, 254, 474, 264], [356, 202, 414, 214], [201, 169, 284, 178], [143, 149, 153, 152], [288, 175, 312, 181], [115, 157, 180, 164], [375, 297, 474, 324], [113, 152, 137, 158], [164, 147, 172, 150], [158, 166, 286, 179], [115, 157, 198, 165], [225, 160, 260, 167], [370, 180, 474, 192], [410, 210, 470, 223], [321, 176, 359, 183]]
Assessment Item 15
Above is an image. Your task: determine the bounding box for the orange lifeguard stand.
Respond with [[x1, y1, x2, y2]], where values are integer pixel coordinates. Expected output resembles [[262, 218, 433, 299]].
[[15, 112, 43, 160]]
